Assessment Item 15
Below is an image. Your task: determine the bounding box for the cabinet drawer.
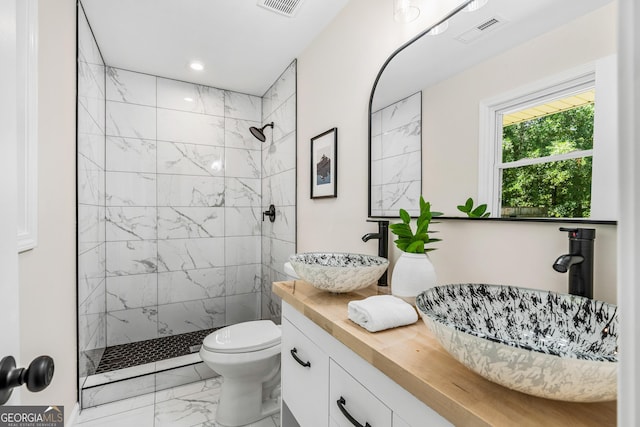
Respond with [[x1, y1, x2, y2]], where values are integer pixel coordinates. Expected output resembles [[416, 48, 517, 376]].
[[329, 360, 392, 427], [282, 318, 330, 427]]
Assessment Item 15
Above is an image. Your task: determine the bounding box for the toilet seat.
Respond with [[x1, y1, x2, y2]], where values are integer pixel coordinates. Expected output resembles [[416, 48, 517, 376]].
[[203, 320, 281, 353]]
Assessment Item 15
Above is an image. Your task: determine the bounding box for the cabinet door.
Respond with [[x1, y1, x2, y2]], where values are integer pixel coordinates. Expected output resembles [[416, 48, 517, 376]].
[[329, 360, 392, 427], [282, 318, 330, 427], [392, 413, 411, 427]]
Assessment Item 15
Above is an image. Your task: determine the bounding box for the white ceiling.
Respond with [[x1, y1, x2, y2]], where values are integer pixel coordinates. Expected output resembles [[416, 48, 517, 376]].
[[80, 0, 349, 96]]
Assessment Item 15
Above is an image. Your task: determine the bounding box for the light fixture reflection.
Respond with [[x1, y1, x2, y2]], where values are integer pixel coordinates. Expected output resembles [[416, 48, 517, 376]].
[[428, 20, 449, 36], [211, 157, 223, 172], [393, 0, 420, 23], [464, 0, 488, 12], [189, 61, 204, 71]]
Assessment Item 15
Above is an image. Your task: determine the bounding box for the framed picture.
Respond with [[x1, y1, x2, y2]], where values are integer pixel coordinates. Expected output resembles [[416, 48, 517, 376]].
[[310, 128, 338, 199]]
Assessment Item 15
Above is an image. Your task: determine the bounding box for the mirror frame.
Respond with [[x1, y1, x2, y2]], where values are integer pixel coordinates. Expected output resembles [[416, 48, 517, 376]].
[[367, 0, 617, 225]]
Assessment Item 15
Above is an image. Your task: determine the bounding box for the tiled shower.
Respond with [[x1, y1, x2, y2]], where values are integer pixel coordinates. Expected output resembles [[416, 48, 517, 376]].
[[77, 2, 296, 404]]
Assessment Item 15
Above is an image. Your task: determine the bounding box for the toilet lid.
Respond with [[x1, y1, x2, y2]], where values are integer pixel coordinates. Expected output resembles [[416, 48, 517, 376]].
[[202, 320, 281, 353]]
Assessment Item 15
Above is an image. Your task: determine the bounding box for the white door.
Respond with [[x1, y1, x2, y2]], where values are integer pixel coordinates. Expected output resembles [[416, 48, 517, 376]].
[[0, 0, 22, 405]]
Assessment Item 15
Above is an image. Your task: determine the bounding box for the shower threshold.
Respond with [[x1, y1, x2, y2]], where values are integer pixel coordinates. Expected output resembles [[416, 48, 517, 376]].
[[81, 328, 220, 409]]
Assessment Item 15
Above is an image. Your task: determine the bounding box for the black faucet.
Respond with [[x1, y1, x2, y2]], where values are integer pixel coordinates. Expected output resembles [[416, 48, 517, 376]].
[[362, 219, 389, 286], [552, 227, 596, 299]]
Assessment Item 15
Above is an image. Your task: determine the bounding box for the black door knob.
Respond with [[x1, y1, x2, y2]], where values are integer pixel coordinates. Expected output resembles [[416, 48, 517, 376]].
[[0, 355, 55, 405]]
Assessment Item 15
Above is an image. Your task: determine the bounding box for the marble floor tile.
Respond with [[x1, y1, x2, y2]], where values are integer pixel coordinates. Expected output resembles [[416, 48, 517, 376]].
[[76, 404, 155, 427], [74, 378, 280, 427]]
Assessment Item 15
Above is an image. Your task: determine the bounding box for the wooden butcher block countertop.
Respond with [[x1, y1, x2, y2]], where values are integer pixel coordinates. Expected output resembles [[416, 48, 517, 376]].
[[273, 280, 616, 427]]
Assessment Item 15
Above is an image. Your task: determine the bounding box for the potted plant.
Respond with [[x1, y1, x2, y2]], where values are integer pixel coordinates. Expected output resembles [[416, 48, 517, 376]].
[[389, 197, 442, 303]]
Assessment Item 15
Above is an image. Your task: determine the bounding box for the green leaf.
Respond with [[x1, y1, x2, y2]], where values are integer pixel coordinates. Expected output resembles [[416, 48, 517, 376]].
[[419, 196, 428, 213], [471, 204, 488, 217], [406, 240, 425, 253], [399, 209, 411, 224], [393, 239, 409, 251], [415, 220, 430, 236], [389, 224, 413, 237], [464, 197, 473, 211]]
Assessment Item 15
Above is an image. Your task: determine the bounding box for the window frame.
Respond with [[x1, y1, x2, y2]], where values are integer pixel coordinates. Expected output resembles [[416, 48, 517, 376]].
[[478, 63, 597, 219]]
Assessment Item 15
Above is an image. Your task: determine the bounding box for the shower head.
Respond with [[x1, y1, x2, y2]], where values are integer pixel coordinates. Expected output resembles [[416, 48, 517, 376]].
[[249, 122, 274, 142]]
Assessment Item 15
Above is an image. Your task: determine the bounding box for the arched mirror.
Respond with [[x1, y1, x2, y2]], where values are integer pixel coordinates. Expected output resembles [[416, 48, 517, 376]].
[[368, 0, 617, 223]]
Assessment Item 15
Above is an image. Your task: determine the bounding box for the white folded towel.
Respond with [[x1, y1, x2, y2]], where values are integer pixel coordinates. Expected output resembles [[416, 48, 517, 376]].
[[347, 295, 418, 332]]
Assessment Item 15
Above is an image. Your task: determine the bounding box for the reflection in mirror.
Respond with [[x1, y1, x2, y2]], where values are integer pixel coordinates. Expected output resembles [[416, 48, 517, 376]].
[[369, 0, 617, 221], [371, 92, 422, 216]]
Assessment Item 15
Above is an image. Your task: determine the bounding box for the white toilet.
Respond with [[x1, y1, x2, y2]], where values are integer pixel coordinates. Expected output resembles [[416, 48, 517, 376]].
[[199, 320, 281, 427]]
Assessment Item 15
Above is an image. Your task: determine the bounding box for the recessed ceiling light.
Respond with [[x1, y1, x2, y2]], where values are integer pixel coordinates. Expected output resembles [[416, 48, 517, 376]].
[[189, 61, 204, 71], [184, 97, 194, 102]]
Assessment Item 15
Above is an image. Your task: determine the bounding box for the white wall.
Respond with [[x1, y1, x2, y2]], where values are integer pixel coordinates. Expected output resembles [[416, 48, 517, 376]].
[[297, 0, 461, 252], [18, 0, 77, 413], [297, 0, 617, 303]]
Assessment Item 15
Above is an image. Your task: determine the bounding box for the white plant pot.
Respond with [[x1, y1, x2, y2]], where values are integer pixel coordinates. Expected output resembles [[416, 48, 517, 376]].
[[391, 252, 438, 304]]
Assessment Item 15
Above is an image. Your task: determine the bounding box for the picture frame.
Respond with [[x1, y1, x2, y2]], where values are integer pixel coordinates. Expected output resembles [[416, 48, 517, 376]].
[[310, 128, 338, 199]]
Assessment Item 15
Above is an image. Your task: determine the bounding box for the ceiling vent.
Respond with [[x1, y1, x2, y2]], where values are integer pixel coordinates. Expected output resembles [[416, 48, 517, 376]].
[[455, 16, 508, 44], [257, 0, 304, 17]]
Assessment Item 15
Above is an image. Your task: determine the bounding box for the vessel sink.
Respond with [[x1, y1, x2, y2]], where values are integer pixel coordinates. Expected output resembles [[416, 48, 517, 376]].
[[415, 284, 617, 402], [288, 252, 389, 293]]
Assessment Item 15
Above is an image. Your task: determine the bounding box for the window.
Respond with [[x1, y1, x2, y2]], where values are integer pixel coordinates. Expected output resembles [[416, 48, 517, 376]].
[[499, 90, 594, 218], [478, 59, 618, 221]]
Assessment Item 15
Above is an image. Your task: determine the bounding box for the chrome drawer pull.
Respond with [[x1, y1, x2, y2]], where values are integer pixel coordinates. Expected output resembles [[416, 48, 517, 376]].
[[337, 396, 371, 427], [290, 348, 311, 368]]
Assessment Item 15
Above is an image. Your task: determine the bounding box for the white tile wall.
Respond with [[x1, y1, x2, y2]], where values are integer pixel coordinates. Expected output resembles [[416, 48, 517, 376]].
[[261, 61, 297, 323], [106, 68, 156, 106], [106, 137, 157, 173], [106, 274, 158, 311], [157, 268, 225, 305], [157, 109, 225, 146], [157, 298, 226, 336], [157, 238, 225, 272], [78, 5, 107, 379], [79, 58, 297, 352], [156, 141, 225, 177], [157, 207, 224, 239], [106, 101, 157, 140], [156, 175, 225, 207], [371, 92, 422, 217], [157, 77, 225, 116]]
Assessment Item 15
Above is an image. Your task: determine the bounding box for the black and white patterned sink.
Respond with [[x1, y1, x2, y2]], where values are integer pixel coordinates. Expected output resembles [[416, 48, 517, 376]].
[[416, 283, 617, 402], [289, 252, 389, 293]]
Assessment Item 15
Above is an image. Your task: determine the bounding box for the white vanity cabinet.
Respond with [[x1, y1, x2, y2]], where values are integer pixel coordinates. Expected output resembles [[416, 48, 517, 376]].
[[281, 301, 452, 427], [281, 317, 330, 427], [329, 360, 392, 427]]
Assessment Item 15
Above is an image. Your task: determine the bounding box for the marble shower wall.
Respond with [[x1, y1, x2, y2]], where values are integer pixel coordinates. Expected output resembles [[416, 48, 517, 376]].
[[104, 67, 263, 346], [371, 92, 422, 217], [77, 5, 106, 379], [261, 61, 297, 322]]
